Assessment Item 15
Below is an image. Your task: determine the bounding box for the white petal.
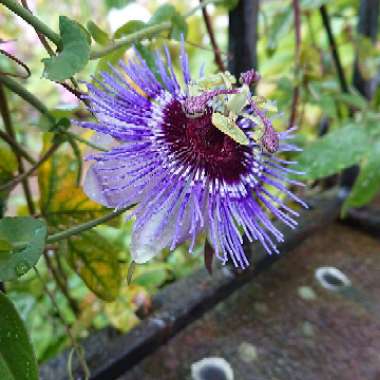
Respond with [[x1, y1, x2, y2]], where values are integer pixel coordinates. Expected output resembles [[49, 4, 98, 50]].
[[83, 164, 109, 206], [83, 159, 147, 208], [131, 189, 193, 263]]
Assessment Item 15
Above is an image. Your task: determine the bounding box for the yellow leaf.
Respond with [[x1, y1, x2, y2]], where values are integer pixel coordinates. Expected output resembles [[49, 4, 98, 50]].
[[104, 284, 151, 332], [37, 134, 113, 229], [67, 231, 122, 301]]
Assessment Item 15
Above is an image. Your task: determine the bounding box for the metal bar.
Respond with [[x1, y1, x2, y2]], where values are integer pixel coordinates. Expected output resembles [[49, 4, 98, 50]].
[[343, 207, 380, 238], [228, 0, 259, 76], [40, 189, 344, 380]]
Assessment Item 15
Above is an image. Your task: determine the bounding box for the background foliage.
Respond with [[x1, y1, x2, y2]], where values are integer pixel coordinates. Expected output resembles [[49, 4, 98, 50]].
[[0, 0, 379, 378]]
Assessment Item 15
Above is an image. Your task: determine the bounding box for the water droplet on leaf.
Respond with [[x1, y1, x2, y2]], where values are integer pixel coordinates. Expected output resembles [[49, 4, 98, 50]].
[[15, 260, 31, 277]]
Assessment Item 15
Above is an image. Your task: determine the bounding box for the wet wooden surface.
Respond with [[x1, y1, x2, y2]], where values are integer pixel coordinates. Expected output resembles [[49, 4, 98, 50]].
[[119, 223, 380, 380]]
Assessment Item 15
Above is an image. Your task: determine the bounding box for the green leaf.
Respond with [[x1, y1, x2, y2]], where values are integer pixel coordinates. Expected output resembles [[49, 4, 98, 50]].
[[135, 43, 162, 82], [133, 263, 169, 291], [0, 217, 47, 281], [295, 124, 370, 180], [149, 4, 188, 40], [42, 16, 91, 81], [334, 92, 367, 111], [217, 0, 240, 10], [170, 13, 188, 41], [342, 141, 380, 214], [97, 20, 146, 74], [0, 292, 39, 380], [95, 47, 126, 74], [67, 231, 122, 301], [0, 240, 13, 252], [87, 21, 110, 46], [301, 0, 331, 10], [105, 0, 134, 10], [267, 6, 293, 54], [114, 20, 146, 39]]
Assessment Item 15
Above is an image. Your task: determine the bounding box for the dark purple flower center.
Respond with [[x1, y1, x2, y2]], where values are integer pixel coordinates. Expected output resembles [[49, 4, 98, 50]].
[[161, 99, 249, 183]]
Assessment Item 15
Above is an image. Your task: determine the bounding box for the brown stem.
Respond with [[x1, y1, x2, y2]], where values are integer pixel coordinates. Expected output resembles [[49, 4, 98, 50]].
[[0, 83, 35, 214], [200, 0, 226, 72], [19, 0, 55, 56], [288, 0, 302, 129], [0, 141, 61, 192], [0, 128, 36, 164], [54, 249, 70, 289], [43, 249, 80, 316], [0, 48, 31, 78], [58, 81, 84, 100]]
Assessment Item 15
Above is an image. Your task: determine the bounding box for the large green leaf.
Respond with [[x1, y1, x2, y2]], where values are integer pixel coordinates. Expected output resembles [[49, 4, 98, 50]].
[[295, 124, 370, 180], [0, 293, 39, 380], [42, 16, 91, 81], [0, 217, 47, 281], [149, 4, 188, 40], [342, 140, 380, 214], [67, 231, 122, 301]]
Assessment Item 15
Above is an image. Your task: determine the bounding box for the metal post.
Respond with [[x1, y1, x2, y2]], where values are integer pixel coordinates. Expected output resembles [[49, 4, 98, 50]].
[[228, 0, 259, 77]]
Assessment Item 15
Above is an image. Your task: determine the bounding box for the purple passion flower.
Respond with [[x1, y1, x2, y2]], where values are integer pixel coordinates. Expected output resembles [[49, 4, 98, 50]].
[[77, 42, 306, 269]]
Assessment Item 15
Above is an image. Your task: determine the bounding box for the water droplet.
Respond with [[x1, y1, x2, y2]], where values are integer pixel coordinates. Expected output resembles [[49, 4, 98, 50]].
[[15, 260, 31, 277]]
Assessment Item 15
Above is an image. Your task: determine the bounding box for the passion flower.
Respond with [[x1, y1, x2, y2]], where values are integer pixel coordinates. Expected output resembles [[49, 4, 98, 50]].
[[77, 41, 305, 268]]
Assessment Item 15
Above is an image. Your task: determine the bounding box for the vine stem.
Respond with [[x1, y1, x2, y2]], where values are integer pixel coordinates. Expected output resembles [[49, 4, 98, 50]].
[[0, 129, 36, 165], [0, 48, 31, 78], [2, 0, 225, 61], [43, 249, 79, 316], [89, 0, 224, 60], [288, 0, 302, 129], [0, 0, 61, 46], [12, 205, 133, 251], [0, 74, 53, 120], [185, 0, 223, 18], [0, 83, 35, 214], [0, 142, 61, 192], [20, 0, 55, 56], [46, 205, 133, 244], [200, 0, 226, 72], [90, 21, 171, 59], [33, 266, 90, 380], [0, 75, 106, 151]]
